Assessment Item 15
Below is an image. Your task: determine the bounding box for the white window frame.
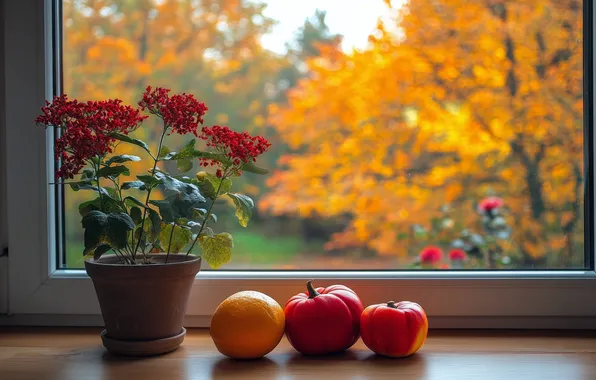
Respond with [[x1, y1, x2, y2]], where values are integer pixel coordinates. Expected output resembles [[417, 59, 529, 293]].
[[1, 0, 596, 329]]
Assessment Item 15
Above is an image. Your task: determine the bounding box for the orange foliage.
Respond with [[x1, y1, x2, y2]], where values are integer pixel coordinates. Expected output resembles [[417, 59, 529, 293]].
[[263, 0, 584, 263]]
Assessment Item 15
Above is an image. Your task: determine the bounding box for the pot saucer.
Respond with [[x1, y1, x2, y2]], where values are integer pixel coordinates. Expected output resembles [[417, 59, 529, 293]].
[[101, 327, 186, 356]]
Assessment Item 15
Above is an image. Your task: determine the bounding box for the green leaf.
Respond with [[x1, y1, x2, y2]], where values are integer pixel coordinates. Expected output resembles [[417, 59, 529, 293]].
[[159, 223, 192, 253], [106, 155, 141, 166], [121, 180, 146, 190], [177, 158, 193, 173], [124, 196, 148, 209], [106, 212, 135, 249], [227, 193, 254, 227], [191, 150, 224, 161], [199, 232, 233, 269], [180, 139, 197, 154], [162, 137, 269, 175], [159, 146, 171, 159], [80, 169, 95, 180], [137, 174, 163, 189], [69, 180, 93, 188], [78, 199, 98, 217], [130, 207, 142, 225], [197, 152, 269, 175], [97, 165, 130, 179], [93, 244, 112, 260], [134, 227, 147, 251], [240, 161, 269, 175], [153, 171, 205, 200], [193, 208, 208, 217], [81, 210, 109, 255], [70, 181, 109, 197], [148, 199, 175, 223], [143, 208, 162, 242], [149, 191, 206, 223], [163, 139, 196, 160], [105, 187, 121, 201], [186, 220, 202, 231], [197, 173, 232, 199], [78, 196, 122, 217], [148, 208, 161, 234], [110, 133, 153, 157], [173, 140, 196, 173], [147, 172, 206, 223]]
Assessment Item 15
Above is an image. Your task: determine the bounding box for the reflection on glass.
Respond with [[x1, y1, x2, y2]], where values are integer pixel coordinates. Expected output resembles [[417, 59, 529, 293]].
[[63, 0, 585, 270]]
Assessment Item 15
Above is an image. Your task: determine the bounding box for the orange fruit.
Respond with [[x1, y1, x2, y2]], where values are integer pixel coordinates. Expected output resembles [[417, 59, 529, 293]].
[[210, 290, 285, 359]]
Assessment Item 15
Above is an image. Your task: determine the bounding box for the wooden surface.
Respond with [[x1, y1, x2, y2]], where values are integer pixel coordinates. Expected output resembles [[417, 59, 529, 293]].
[[0, 328, 595, 380]]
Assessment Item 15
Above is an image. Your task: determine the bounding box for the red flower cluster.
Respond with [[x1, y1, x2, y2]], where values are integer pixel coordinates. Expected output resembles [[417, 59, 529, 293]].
[[138, 86, 208, 136], [419, 246, 443, 264], [199, 125, 271, 177], [477, 196, 504, 213], [448, 249, 466, 261], [35, 94, 83, 127], [36, 95, 146, 179]]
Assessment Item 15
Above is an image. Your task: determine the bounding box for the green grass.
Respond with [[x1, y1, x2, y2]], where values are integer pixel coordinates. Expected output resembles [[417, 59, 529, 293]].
[[65, 243, 86, 269], [228, 230, 303, 264], [64, 230, 308, 268]]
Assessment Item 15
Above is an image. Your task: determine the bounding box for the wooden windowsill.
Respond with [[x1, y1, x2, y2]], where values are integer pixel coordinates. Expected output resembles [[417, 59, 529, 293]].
[[1, 328, 595, 379]]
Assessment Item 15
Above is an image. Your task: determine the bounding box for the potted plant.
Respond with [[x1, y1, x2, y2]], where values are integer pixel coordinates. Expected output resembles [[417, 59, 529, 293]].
[[35, 87, 271, 356]]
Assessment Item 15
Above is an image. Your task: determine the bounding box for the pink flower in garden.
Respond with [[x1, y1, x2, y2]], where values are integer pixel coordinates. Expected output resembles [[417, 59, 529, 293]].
[[448, 249, 466, 261], [477, 196, 504, 213], [419, 246, 443, 264]]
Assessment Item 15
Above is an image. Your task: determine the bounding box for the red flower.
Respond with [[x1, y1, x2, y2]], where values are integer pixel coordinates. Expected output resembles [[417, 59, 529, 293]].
[[477, 196, 504, 213], [419, 246, 443, 264], [439, 264, 450, 269], [199, 125, 271, 175], [36, 95, 147, 179], [448, 249, 466, 261], [138, 86, 208, 136]]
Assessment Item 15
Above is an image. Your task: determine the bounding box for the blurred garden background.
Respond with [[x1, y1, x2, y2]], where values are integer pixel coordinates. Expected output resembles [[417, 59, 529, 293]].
[[62, 0, 585, 270]]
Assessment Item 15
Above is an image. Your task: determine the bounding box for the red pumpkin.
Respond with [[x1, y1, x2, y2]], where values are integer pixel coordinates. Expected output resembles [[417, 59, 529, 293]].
[[360, 301, 428, 357], [284, 280, 364, 355]]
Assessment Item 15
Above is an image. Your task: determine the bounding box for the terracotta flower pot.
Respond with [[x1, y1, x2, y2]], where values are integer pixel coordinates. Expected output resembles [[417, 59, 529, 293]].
[[85, 253, 201, 356]]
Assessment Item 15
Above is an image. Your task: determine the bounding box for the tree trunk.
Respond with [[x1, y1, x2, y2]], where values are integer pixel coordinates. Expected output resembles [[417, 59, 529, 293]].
[[562, 163, 583, 267]]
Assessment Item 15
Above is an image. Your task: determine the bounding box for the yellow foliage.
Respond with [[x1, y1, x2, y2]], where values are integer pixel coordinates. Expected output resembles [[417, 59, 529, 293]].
[[262, 0, 584, 261]]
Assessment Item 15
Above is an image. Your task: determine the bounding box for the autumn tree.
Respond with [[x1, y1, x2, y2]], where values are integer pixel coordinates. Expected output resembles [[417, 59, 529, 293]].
[[263, 0, 584, 268]]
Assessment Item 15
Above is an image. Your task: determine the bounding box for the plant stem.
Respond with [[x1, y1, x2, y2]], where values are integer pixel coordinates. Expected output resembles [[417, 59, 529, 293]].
[[114, 178, 127, 212], [95, 160, 104, 211], [111, 249, 128, 265], [132, 127, 168, 262], [306, 280, 319, 299], [186, 178, 225, 256], [165, 223, 176, 264]]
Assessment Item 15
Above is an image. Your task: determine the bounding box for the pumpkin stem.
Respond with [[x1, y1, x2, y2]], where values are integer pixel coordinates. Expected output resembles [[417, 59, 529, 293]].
[[387, 301, 397, 308], [306, 280, 319, 299]]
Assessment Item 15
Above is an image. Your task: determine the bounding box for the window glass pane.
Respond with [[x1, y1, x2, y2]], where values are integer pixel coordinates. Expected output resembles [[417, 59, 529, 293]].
[[61, 0, 586, 270]]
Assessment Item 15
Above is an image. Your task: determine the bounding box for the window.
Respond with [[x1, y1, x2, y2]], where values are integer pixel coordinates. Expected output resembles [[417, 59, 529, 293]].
[[60, 0, 590, 271], [2, 0, 595, 328]]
